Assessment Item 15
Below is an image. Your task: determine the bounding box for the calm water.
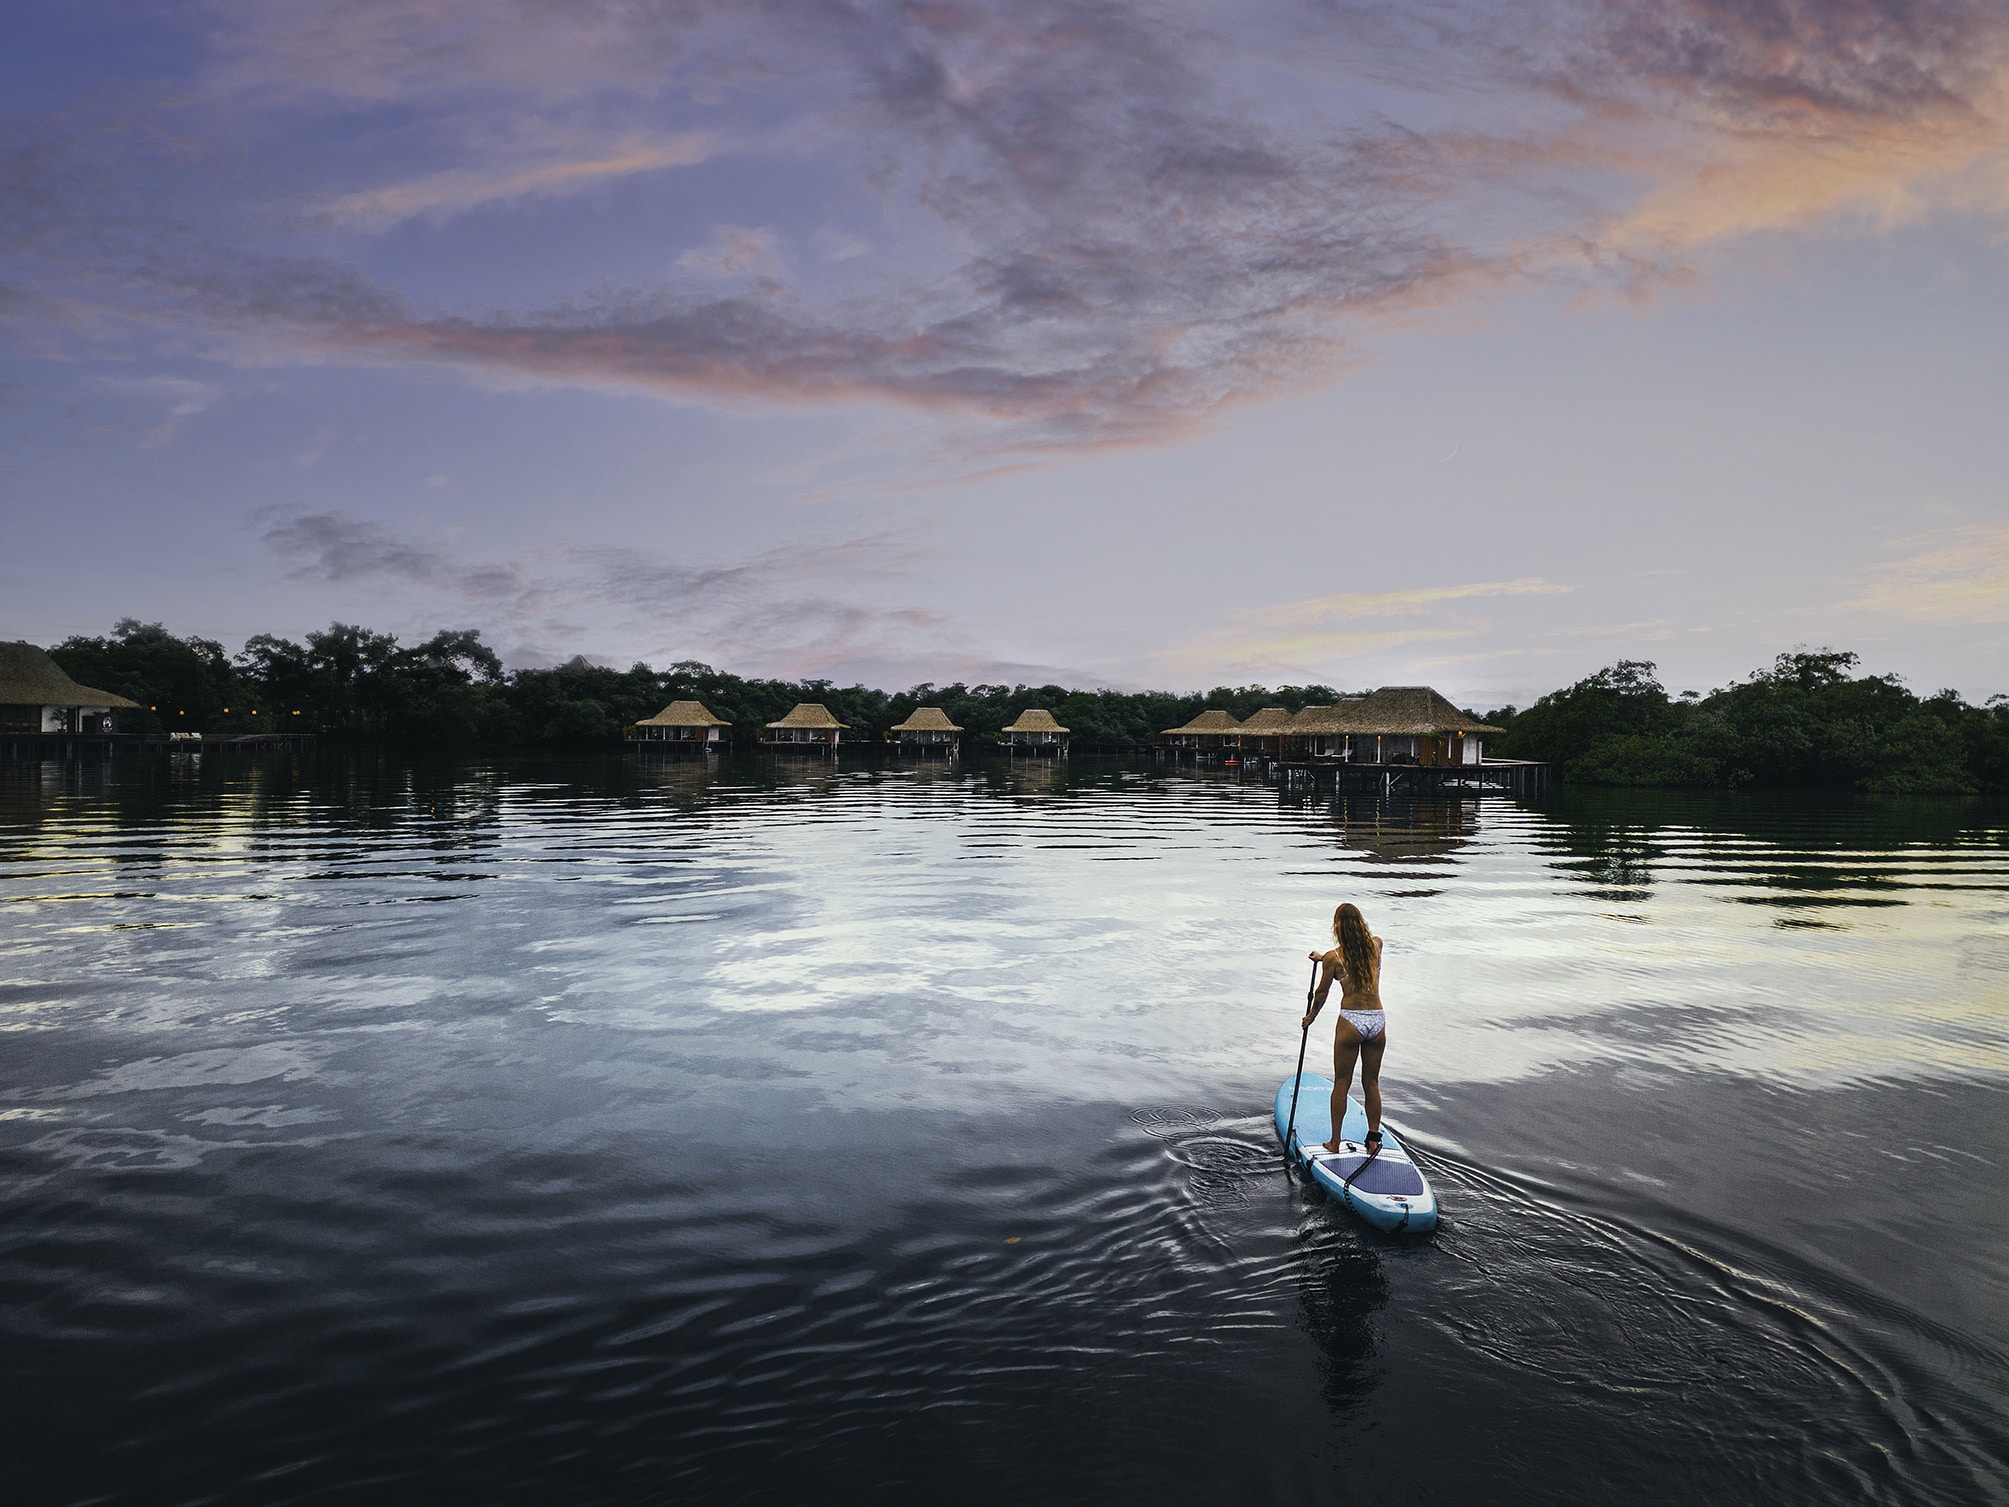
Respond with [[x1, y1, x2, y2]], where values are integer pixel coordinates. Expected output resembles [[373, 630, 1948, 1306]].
[[2, 752, 2005, 1505]]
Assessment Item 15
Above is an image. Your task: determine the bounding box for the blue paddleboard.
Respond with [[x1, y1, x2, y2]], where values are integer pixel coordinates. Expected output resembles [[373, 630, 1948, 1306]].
[[1274, 1072, 1438, 1235]]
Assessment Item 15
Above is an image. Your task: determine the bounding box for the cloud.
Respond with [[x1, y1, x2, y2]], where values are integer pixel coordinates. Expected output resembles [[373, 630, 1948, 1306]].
[[12, 0, 2009, 455], [254, 507, 960, 678], [3, 1, 1489, 452], [809, 227, 870, 263], [260, 509, 468, 585], [675, 225, 784, 278], [294, 428, 337, 468], [318, 133, 715, 228], [1158, 578, 1576, 680], [100, 376, 221, 445], [1840, 522, 2009, 623], [1536, 0, 2009, 252]]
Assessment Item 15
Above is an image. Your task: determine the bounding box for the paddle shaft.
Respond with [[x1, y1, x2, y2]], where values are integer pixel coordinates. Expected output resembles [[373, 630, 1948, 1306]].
[[1282, 956, 1319, 1159]]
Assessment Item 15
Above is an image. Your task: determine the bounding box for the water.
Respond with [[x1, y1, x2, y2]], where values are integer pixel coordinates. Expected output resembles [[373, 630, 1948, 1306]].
[[2, 752, 2005, 1505]]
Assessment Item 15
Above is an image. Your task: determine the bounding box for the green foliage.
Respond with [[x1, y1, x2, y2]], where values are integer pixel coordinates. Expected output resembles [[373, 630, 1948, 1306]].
[[51, 619, 247, 733], [1494, 649, 1992, 793], [1964, 698, 2009, 791], [1563, 733, 1719, 788], [1492, 660, 1680, 768], [236, 624, 507, 738], [1706, 652, 1973, 793], [42, 621, 2009, 792]]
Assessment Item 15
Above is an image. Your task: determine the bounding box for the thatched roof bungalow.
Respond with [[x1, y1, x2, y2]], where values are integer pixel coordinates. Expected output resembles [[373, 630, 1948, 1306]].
[[1159, 708, 1241, 756], [887, 706, 963, 752], [764, 702, 850, 750], [1000, 708, 1068, 756], [1233, 707, 1295, 759], [1280, 703, 1354, 760], [629, 699, 730, 746], [1332, 686, 1501, 765], [0, 642, 141, 735]]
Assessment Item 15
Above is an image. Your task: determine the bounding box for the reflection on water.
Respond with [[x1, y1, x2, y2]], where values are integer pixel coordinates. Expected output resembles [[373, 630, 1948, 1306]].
[[0, 753, 2005, 1505]]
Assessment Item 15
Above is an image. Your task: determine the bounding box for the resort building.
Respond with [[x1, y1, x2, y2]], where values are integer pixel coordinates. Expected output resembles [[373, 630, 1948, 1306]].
[[763, 702, 850, 752], [1280, 703, 1352, 762], [0, 642, 140, 735], [1259, 686, 1537, 795], [886, 706, 963, 755], [1158, 708, 1241, 761], [1232, 707, 1294, 763], [1335, 686, 1500, 765], [1265, 689, 1501, 766], [628, 699, 731, 748], [1000, 708, 1069, 757]]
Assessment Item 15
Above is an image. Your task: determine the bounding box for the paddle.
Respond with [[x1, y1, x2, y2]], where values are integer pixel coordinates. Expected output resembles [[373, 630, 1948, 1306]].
[[1281, 956, 1319, 1163]]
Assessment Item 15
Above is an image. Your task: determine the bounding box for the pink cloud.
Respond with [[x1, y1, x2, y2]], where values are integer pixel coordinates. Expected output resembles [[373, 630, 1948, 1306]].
[[12, 0, 2009, 455]]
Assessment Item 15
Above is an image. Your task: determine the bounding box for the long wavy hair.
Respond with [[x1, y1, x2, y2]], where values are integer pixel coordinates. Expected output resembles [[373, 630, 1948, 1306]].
[[1332, 903, 1375, 989]]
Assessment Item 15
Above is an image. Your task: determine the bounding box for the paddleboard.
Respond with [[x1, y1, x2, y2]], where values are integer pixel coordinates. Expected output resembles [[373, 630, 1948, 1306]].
[[1274, 1072, 1438, 1235]]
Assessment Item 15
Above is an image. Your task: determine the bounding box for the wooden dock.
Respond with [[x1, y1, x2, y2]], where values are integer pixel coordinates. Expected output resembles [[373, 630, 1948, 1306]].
[[1264, 757, 1551, 797]]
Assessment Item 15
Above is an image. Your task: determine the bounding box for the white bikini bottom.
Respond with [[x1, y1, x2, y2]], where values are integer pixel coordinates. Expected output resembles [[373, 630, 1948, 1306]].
[[1337, 1008, 1386, 1040]]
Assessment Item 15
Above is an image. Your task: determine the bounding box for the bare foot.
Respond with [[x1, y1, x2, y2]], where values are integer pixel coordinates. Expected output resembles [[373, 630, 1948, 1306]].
[[1321, 1138, 1343, 1152]]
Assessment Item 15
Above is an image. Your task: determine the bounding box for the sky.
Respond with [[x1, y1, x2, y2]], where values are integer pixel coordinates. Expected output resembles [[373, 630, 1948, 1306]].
[[2, 0, 2006, 706]]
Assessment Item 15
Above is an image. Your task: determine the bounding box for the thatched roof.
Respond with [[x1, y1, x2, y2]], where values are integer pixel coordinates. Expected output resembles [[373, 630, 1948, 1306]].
[[1334, 686, 1501, 735], [888, 706, 963, 732], [1283, 704, 1350, 735], [1002, 708, 1069, 734], [1235, 707, 1294, 735], [767, 702, 850, 730], [1162, 708, 1241, 736], [0, 643, 141, 709], [635, 699, 729, 728]]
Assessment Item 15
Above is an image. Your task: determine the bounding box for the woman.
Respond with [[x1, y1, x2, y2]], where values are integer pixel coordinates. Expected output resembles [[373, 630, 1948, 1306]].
[[1300, 902, 1386, 1155]]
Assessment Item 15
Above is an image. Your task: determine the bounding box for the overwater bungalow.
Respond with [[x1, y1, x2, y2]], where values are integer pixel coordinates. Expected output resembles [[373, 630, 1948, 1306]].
[[1000, 708, 1069, 757], [0, 642, 140, 736], [1279, 703, 1352, 763], [1335, 686, 1501, 766], [763, 702, 849, 753], [628, 699, 731, 749], [1263, 686, 1540, 794], [1232, 707, 1294, 763], [886, 706, 963, 755], [1158, 708, 1241, 762]]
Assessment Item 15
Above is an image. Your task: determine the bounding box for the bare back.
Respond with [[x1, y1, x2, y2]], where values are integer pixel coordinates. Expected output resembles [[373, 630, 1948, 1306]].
[[1314, 935, 1383, 1012]]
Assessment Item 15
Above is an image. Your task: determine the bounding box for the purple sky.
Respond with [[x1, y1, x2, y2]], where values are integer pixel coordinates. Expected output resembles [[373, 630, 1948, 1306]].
[[4, 0, 2006, 703]]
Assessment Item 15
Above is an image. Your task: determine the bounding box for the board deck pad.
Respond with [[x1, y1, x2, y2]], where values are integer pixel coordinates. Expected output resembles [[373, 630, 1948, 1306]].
[[1311, 1154, 1427, 1197], [1274, 1071, 1439, 1234]]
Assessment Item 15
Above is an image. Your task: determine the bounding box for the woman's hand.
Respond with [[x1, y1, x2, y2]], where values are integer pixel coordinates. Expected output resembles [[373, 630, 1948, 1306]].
[[1307, 950, 1323, 962], [1300, 1011, 1317, 1029]]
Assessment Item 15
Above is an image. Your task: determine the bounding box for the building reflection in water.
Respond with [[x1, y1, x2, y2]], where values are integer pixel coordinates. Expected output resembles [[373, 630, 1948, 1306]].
[[1328, 796, 1479, 866]]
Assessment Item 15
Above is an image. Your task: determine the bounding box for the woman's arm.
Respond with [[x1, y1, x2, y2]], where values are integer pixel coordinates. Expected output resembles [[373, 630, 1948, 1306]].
[[1302, 952, 1339, 1025]]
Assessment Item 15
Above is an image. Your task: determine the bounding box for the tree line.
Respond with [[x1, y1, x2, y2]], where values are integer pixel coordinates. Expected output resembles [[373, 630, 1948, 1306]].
[[1484, 653, 2008, 795], [47, 622, 2009, 792], [47, 619, 1344, 754]]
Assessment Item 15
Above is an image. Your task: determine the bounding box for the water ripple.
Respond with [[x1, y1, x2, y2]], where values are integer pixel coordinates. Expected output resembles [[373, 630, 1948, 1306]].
[[1, 756, 2005, 1504]]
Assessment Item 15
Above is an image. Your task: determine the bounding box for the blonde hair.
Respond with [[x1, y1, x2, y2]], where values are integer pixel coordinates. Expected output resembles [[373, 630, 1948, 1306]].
[[1332, 903, 1375, 989]]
